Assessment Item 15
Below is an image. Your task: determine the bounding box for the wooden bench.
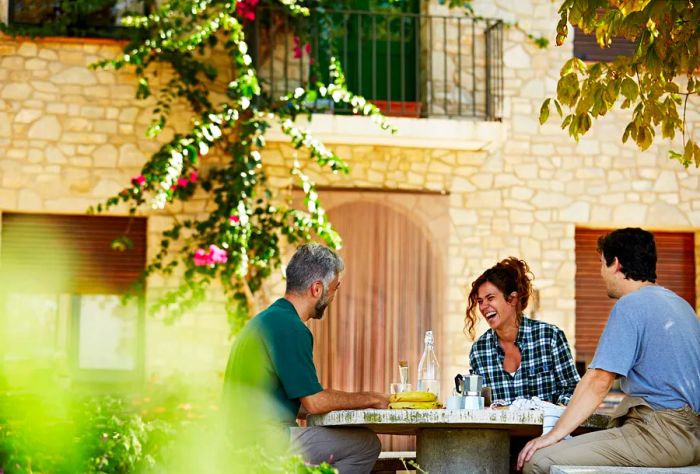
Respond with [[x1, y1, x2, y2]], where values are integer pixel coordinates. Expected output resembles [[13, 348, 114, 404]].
[[551, 465, 700, 473], [371, 451, 416, 473]]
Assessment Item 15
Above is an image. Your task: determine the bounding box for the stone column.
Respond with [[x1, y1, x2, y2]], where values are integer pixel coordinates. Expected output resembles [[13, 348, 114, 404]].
[[416, 428, 510, 474]]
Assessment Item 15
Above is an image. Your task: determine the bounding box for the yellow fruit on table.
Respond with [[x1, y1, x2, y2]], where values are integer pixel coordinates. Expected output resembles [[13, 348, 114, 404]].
[[389, 400, 442, 409], [389, 391, 438, 403]]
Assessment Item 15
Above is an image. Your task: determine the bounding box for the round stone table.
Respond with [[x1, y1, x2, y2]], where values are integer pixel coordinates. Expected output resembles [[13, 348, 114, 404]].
[[307, 409, 610, 474]]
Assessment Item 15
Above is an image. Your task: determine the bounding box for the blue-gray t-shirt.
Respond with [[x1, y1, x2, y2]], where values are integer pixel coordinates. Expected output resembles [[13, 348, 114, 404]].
[[590, 285, 700, 412]]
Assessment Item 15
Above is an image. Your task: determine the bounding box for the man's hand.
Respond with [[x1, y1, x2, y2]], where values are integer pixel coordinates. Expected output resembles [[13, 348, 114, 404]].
[[369, 392, 389, 409], [516, 432, 559, 470]]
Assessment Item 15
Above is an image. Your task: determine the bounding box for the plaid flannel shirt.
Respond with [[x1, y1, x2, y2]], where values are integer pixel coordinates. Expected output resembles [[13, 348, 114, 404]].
[[469, 317, 580, 405]]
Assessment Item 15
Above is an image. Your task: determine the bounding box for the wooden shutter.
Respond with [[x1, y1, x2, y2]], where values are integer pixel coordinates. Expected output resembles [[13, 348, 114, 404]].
[[1, 213, 147, 294], [575, 228, 696, 362], [573, 26, 637, 62]]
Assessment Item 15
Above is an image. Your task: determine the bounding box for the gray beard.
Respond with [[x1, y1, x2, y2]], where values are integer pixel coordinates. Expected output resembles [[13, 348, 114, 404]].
[[312, 287, 329, 319]]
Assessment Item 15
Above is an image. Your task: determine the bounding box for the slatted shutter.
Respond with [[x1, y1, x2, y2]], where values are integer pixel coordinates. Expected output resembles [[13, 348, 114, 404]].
[[573, 26, 637, 62], [1, 213, 147, 294], [575, 228, 696, 363]]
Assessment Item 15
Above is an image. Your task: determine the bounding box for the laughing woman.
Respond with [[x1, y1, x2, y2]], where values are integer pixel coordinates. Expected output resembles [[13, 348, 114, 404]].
[[466, 257, 580, 405]]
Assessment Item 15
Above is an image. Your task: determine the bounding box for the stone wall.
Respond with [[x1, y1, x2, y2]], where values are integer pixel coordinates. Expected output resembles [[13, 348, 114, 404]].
[[1, 0, 700, 387]]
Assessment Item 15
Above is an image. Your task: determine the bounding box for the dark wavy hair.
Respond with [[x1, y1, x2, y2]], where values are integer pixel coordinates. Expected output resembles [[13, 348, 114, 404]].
[[465, 257, 533, 340], [597, 228, 657, 283]]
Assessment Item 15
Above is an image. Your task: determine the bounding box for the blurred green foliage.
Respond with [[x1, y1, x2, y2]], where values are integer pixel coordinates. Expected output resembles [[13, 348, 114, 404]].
[[0, 376, 337, 473]]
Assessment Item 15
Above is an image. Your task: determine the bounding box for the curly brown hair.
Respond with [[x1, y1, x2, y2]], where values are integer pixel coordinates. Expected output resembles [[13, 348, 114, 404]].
[[465, 257, 534, 340]]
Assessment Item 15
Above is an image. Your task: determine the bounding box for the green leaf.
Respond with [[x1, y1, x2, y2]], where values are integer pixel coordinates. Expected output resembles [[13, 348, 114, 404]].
[[539, 98, 551, 124], [620, 77, 639, 102]]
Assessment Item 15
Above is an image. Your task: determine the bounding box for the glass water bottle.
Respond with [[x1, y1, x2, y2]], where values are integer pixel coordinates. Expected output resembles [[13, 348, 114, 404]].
[[417, 330, 440, 399]]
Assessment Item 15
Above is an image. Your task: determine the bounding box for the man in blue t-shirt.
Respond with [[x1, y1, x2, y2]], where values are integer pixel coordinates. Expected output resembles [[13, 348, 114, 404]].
[[519, 228, 700, 473], [223, 244, 388, 473]]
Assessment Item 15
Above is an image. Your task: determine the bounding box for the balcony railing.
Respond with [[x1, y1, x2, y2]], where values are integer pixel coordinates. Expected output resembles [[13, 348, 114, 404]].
[[251, 8, 503, 121]]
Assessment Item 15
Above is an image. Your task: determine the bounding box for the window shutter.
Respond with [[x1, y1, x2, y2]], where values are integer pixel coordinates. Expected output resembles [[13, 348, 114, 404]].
[[573, 26, 637, 62], [1, 213, 147, 294], [575, 228, 696, 363]]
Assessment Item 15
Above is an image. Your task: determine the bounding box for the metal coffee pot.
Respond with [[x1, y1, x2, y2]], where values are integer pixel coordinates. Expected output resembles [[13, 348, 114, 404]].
[[454, 372, 485, 409], [454, 372, 483, 396]]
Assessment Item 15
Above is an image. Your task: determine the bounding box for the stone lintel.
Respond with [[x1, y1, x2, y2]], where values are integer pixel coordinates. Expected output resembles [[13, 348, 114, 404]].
[[265, 114, 506, 151]]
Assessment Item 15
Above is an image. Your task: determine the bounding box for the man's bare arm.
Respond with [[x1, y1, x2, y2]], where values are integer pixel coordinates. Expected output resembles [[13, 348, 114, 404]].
[[300, 389, 389, 415], [517, 368, 615, 470]]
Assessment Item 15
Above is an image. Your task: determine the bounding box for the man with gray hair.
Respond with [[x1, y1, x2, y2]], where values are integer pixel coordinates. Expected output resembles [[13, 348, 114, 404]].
[[223, 243, 388, 473]]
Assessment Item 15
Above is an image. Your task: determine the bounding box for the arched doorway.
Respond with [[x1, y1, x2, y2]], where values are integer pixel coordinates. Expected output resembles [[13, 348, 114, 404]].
[[308, 199, 444, 450]]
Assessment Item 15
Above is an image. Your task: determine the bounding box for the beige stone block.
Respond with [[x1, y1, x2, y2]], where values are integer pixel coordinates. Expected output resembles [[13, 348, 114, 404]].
[[85, 85, 110, 97], [590, 205, 612, 223], [493, 174, 519, 188], [27, 149, 43, 163], [504, 44, 530, 69], [612, 203, 647, 225], [112, 85, 137, 99], [531, 191, 571, 208], [1, 56, 24, 70], [0, 112, 10, 137], [0, 188, 17, 207], [94, 120, 117, 134], [534, 210, 552, 223], [46, 103, 67, 114], [44, 146, 66, 164], [1, 83, 32, 100], [58, 144, 76, 155], [513, 163, 538, 180], [118, 144, 145, 167], [531, 143, 555, 156], [647, 202, 689, 226], [27, 116, 61, 140], [510, 187, 535, 201], [65, 117, 92, 132], [53, 66, 97, 85], [38, 49, 58, 61], [115, 107, 138, 124], [559, 201, 590, 222], [93, 179, 122, 197], [77, 145, 97, 155], [17, 189, 42, 209], [16, 42, 38, 57], [96, 71, 116, 85], [509, 209, 534, 224], [81, 106, 105, 119], [63, 133, 107, 144], [119, 124, 134, 135], [25, 58, 47, 71], [93, 144, 118, 167], [652, 171, 678, 193], [44, 197, 97, 211]]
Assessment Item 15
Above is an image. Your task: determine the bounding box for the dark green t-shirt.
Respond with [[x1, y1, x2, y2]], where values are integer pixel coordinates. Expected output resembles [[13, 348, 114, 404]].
[[223, 298, 323, 427]]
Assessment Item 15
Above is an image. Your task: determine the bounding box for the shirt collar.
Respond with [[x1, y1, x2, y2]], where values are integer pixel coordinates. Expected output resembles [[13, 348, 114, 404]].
[[485, 315, 532, 351]]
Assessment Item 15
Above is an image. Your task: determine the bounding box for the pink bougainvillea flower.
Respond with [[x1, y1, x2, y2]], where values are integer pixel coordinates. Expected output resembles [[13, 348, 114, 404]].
[[131, 175, 146, 186], [229, 215, 240, 225], [236, 0, 258, 21], [193, 248, 209, 266], [208, 244, 228, 264], [305, 42, 312, 54], [177, 177, 189, 187], [189, 171, 198, 183], [193, 245, 228, 266], [170, 184, 177, 191]]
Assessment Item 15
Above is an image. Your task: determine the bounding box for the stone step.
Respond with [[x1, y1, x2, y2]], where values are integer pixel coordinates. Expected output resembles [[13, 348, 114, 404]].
[[551, 465, 700, 474]]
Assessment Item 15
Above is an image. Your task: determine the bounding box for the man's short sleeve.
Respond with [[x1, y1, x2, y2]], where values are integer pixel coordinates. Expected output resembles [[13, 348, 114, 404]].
[[589, 302, 639, 377], [267, 326, 323, 399]]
